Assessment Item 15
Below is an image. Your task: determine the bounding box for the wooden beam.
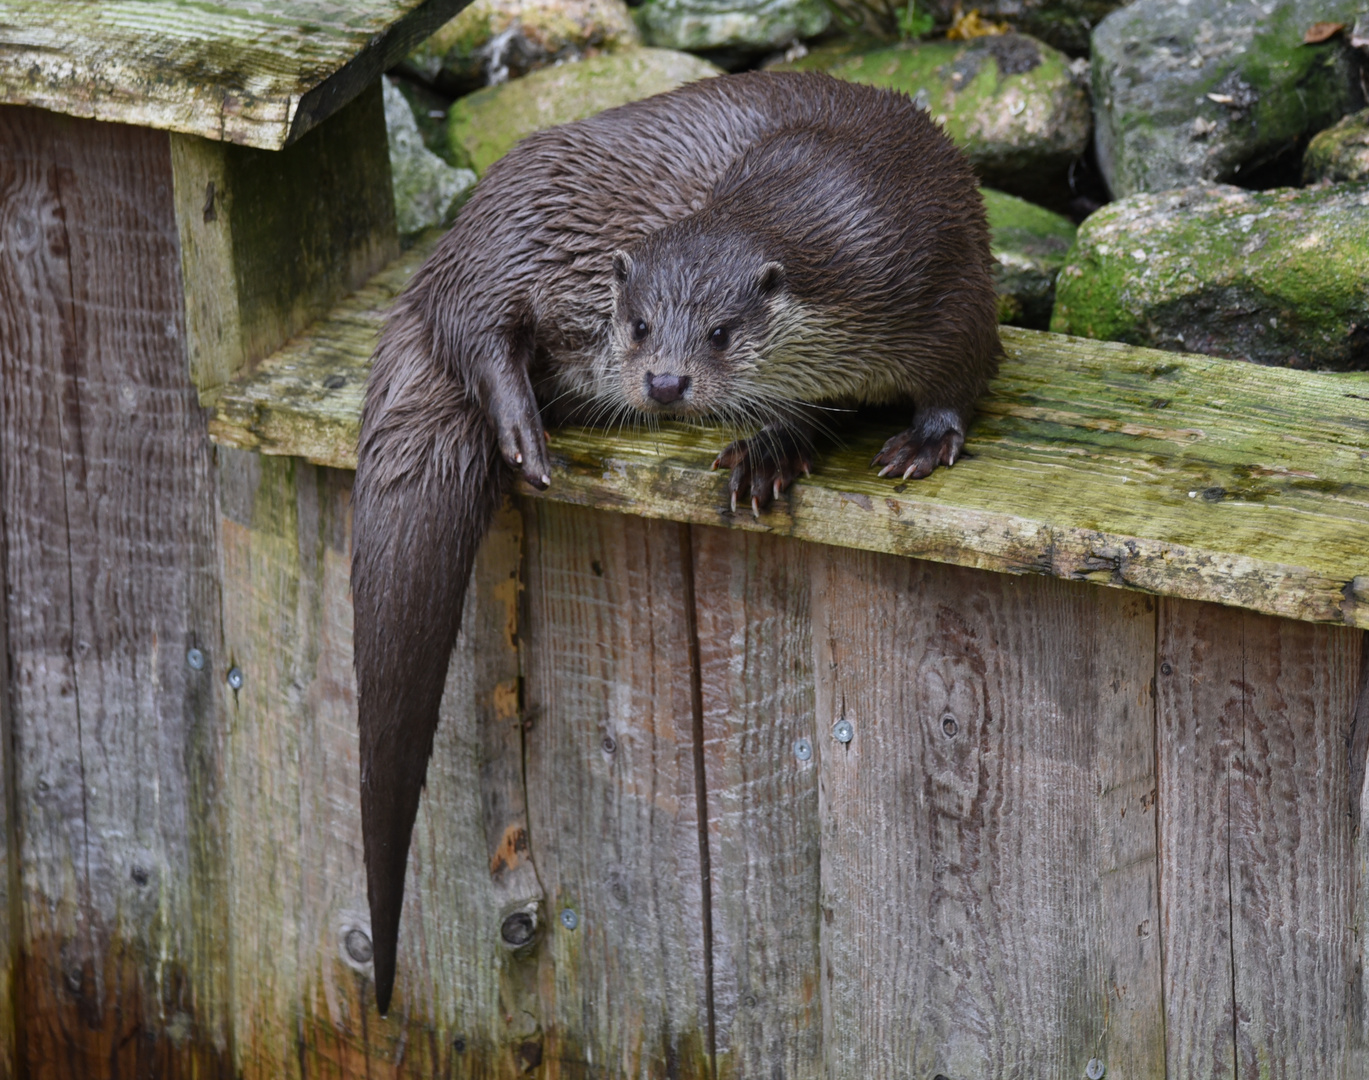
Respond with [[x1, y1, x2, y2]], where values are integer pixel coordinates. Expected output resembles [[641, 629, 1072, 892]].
[[0, 1, 474, 150], [208, 232, 1369, 630]]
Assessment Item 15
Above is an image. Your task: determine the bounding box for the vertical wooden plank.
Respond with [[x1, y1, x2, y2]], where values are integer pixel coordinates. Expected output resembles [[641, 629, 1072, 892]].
[[0, 105, 230, 1077], [812, 551, 1163, 1080], [220, 453, 533, 1078], [0, 330, 18, 1080], [522, 502, 712, 1077], [690, 526, 822, 1080], [1158, 599, 1363, 1079], [171, 80, 398, 403]]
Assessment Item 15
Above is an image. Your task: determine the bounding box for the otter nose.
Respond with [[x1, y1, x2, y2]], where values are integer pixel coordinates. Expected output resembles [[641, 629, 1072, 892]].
[[646, 372, 690, 404]]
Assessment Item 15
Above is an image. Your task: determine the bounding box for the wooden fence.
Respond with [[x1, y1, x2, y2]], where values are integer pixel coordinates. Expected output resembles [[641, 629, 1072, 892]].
[[3, 15, 1369, 1074]]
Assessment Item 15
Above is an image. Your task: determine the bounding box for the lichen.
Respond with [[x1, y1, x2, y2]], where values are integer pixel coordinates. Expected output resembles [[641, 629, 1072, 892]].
[[1052, 183, 1369, 369]]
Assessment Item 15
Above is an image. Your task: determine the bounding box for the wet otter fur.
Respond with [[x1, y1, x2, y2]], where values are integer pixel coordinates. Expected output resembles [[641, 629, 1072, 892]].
[[352, 70, 999, 1014]]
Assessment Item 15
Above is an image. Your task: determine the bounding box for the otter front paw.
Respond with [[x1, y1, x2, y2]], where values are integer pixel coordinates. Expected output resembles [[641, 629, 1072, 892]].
[[487, 379, 551, 490], [871, 423, 964, 481], [713, 432, 812, 518]]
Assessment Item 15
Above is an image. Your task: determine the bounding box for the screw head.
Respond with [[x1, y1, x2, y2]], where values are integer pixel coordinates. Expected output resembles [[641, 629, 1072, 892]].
[[1160, 662, 1173, 676], [226, 666, 244, 690], [832, 719, 854, 744], [1086, 1059, 1105, 1080], [186, 647, 205, 671], [560, 908, 578, 931], [601, 734, 616, 754], [344, 928, 373, 964], [794, 738, 812, 761]]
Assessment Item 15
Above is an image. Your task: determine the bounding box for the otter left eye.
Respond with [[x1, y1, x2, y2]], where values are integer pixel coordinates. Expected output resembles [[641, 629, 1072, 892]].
[[709, 326, 730, 350]]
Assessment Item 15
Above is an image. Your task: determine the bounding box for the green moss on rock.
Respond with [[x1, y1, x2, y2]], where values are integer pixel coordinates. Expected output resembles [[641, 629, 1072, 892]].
[[1303, 107, 1369, 184], [639, 0, 829, 53], [776, 34, 1090, 201], [1092, 0, 1365, 197], [983, 188, 1076, 328], [1051, 183, 1369, 370], [447, 46, 722, 174], [404, 0, 641, 97]]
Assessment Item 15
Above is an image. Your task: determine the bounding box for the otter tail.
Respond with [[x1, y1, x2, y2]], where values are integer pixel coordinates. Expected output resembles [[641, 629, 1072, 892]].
[[351, 302, 502, 1016]]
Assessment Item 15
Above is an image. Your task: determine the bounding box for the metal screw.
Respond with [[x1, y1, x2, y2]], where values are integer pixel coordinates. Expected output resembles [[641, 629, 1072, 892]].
[[601, 734, 616, 754], [832, 719, 854, 744], [794, 738, 812, 761], [1086, 1059, 1105, 1080], [1160, 662, 1173, 676], [344, 928, 373, 964], [226, 666, 244, 690], [186, 647, 205, 671], [941, 715, 958, 737], [560, 908, 578, 931]]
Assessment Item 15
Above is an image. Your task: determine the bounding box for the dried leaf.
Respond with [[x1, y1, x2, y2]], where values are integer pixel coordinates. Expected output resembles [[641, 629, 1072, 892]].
[[1303, 21, 1345, 44], [946, 8, 1011, 40]]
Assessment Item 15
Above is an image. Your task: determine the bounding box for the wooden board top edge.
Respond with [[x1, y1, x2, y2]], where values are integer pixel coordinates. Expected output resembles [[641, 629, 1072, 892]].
[[207, 232, 1369, 627], [0, 0, 470, 148]]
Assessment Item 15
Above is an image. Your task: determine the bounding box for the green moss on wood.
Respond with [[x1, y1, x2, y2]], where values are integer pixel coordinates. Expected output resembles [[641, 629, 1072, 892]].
[[208, 231, 1369, 629]]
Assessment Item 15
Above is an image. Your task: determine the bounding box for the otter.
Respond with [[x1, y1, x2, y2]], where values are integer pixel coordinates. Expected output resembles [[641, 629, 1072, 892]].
[[352, 70, 999, 1015]]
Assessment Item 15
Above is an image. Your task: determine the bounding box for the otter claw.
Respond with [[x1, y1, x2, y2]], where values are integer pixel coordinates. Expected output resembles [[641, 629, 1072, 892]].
[[730, 488, 738, 513], [751, 496, 761, 519]]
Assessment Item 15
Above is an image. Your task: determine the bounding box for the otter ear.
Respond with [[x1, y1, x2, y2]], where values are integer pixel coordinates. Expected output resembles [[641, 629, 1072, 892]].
[[757, 261, 785, 294], [611, 250, 633, 285]]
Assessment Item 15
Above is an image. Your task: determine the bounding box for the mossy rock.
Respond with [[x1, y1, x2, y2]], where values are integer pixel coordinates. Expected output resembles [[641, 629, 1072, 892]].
[[404, 0, 641, 97], [384, 78, 476, 236], [1092, 0, 1365, 198], [447, 47, 722, 175], [1303, 107, 1369, 184], [639, 0, 829, 53], [983, 188, 1077, 329], [1051, 183, 1369, 370], [776, 34, 1090, 203]]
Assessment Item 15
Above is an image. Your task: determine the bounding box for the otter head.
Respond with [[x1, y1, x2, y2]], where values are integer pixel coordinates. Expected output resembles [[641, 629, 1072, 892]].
[[608, 232, 786, 420]]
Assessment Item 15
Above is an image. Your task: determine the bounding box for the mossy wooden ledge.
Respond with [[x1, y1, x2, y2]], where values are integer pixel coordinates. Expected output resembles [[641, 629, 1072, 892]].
[[209, 231, 1369, 630], [0, 0, 473, 149]]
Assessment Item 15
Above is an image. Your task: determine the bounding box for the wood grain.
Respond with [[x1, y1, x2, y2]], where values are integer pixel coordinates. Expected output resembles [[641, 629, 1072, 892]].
[[0, 269, 17, 1080], [219, 455, 543, 1077], [811, 551, 1163, 1079], [172, 81, 398, 404], [0, 106, 229, 1077], [689, 526, 822, 1080], [1157, 600, 1365, 1078], [0, 0, 475, 149], [521, 502, 713, 1076], [210, 292, 1369, 630]]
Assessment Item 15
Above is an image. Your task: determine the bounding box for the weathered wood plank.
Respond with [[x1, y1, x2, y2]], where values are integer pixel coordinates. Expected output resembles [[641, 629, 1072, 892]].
[[521, 502, 713, 1076], [172, 80, 398, 404], [208, 239, 1369, 629], [0, 285, 17, 1080], [218, 453, 537, 1078], [0, 0, 474, 149], [0, 106, 229, 1077], [811, 552, 1163, 1079], [689, 526, 822, 1080], [1156, 600, 1364, 1078]]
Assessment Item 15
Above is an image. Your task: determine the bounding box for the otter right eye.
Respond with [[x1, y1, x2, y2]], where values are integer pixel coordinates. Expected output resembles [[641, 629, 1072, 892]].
[[632, 319, 649, 342]]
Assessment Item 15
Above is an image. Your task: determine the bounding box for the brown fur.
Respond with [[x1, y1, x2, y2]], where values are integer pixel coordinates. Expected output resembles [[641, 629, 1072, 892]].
[[352, 70, 999, 1014]]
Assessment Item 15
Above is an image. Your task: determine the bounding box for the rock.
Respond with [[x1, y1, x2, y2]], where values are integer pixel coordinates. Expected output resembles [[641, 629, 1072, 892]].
[[1051, 183, 1369, 370], [776, 35, 1090, 204], [1304, 107, 1369, 183], [403, 0, 641, 97], [923, 0, 1127, 56], [1092, 0, 1366, 199], [388, 76, 455, 159], [383, 78, 477, 236], [639, 0, 829, 54], [447, 47, 723, 174], [983, 188, 1077, 329]]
